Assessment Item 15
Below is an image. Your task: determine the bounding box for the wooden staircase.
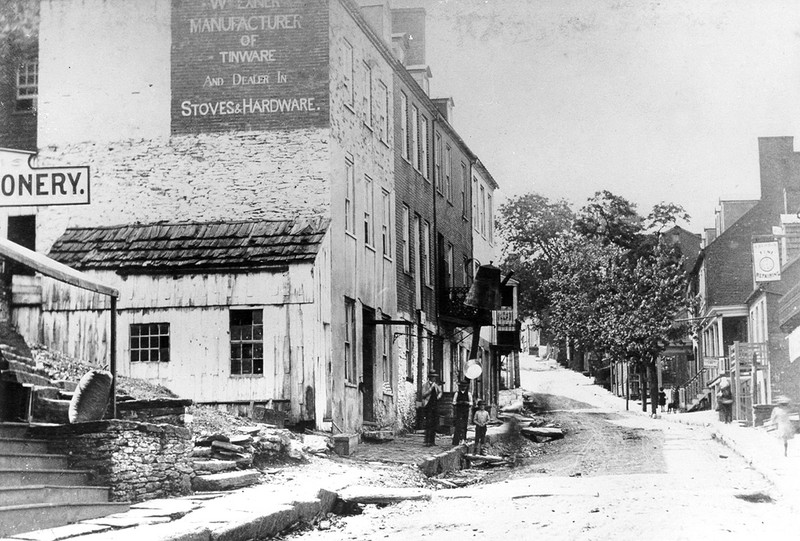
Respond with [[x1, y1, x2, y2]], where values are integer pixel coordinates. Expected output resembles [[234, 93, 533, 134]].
[[0, 422, 130, 537]]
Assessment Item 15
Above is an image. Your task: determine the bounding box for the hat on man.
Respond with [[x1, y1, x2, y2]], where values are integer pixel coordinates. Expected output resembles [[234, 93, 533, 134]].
[[428, 370, 439, 379], [476, 399, 485, 406], [776, 395, 791, 405], [458, 379, 469, 387]]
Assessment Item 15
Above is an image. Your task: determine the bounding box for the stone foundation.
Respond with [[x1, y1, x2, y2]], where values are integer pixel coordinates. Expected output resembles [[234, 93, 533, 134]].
[[31, 420, 193, 503]]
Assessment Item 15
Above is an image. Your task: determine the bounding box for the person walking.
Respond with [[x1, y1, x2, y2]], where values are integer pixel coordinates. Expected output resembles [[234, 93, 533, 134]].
[[717, 377, 733, 424], [452, 380, 473, 446], [473, 399, 490, 455], [421, 370, 442, 447], [769, 396, 795, 457], [658, 387, 667, 413]]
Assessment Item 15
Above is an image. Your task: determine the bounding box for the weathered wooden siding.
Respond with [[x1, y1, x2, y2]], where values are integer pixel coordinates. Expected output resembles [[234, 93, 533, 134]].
[[11, 246, 332, 427]]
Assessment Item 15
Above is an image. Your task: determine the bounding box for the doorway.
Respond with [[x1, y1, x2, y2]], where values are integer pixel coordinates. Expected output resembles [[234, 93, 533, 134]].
[[362, 307, 376, 422]]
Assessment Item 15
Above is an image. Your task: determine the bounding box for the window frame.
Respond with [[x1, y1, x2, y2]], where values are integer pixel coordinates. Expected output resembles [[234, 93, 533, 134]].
[[434, 132, 442, 192], [400, 92, 409, 160], [363, 61, 373, 127], [401, 204, 410, 273], [445, 145, 453, 201], [411, 105, 419, 171], [16, 61, 38, 112], [229, 308, 264, 376], [382, 188, 392, 259], [422, 220, 432, 286], [342, 40, 354, 108], [364, 175, 374, 248], [378, 80, 389, 143], [130, 322, 170, 363], [345, 298, 357, 383], [420, 116, 429, 180], [345, 156, 355, 234], [461, 162, 468, 218]]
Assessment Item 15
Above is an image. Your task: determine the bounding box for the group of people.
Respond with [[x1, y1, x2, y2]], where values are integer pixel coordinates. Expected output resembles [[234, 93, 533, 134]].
[[421, 370, 489, 453]]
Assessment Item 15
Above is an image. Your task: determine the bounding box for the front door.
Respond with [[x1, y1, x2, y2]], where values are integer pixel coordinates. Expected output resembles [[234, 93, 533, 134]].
[[362, 308, 376, 422]]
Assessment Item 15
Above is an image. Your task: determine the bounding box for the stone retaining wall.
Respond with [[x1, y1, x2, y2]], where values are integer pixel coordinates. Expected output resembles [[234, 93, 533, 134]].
[[31, 420, 194, 503]]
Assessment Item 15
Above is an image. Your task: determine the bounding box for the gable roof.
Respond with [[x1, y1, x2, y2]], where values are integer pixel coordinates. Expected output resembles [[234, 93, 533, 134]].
[[48, 217, 330, 274]]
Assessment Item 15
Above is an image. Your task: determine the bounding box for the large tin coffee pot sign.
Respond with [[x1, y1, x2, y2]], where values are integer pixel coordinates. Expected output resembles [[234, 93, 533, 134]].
[[0, 148, 90, 207]]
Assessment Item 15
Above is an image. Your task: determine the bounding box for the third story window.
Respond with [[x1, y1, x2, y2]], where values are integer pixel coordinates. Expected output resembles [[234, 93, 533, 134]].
[[16, 61, 38, 112]]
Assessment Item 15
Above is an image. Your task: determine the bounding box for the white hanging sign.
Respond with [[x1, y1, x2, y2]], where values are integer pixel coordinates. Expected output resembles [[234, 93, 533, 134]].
[[0, 148, 90, 207], [752, 240, 780, 282]]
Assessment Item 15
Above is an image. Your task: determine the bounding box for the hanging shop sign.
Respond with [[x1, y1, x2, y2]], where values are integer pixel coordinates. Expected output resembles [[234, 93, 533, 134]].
[[494, 309, 515, 332], [0, 148, 90, 207], [752, 240, 780, 282]]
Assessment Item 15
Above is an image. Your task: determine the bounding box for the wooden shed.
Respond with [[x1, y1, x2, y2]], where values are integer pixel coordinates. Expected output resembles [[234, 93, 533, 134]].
[[12, 217, 332, 428]]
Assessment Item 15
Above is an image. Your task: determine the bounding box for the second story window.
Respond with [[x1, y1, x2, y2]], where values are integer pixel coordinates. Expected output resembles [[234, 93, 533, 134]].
[[445, 243, 453, 288], [445, 145, 453, 201], [382, 189, 392, 258], [461, 162, 468, 218], [379, 81, 389, 143], [16, 61, 38, 112], [402, 205, 410, 272], [364, 175, 374, 247], [423, 220, 432, 286], [480, 185, 486, 236]]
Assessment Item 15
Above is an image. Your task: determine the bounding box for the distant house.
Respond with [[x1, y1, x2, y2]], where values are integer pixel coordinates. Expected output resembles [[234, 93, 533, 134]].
[[14, 218, 331, 428]]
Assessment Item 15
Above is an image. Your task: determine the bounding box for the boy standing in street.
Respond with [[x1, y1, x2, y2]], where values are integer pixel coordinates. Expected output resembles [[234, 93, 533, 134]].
[[422, 370, 442, 447], [473, 399, 490, 455], [452, 380, 473, 445]]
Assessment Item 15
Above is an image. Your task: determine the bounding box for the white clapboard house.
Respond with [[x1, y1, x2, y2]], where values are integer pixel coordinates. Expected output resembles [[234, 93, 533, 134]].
[[12, 217, 331, 428]]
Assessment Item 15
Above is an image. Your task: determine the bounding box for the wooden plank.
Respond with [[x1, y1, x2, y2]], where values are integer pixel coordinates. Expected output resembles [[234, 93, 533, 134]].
[[0, 237, 118, 297], [337, 486, 432, 504], [521, 427, 564, 439]]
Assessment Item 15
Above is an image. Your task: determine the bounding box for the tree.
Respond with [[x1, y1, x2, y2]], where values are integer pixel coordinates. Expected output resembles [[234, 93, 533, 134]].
[[495, 193, 574, 319]]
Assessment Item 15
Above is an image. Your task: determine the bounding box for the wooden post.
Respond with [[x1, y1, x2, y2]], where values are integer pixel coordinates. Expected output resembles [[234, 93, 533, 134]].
[[110, 295, 117, 419]]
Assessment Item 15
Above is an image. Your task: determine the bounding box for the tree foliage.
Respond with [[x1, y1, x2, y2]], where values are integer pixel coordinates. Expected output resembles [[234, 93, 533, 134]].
[[498, 190, 691, 412]]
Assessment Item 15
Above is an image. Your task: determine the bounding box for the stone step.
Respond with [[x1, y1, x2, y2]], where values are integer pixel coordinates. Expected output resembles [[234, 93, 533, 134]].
[[0, 422, 30, 439], [0, 452, 69, 470], [191, 469, 261, 492], [1, 369, 52, 387], [0, 501, 130, 537], [192, 459, 239, 474], [33, 397, 71, 424], [0, 485, 110, 507], [0, 437, 49, 454], [0, 469, 91, 487]]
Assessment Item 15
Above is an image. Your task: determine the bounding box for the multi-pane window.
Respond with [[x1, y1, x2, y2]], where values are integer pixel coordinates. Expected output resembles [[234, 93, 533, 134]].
[[343, 41, 354, 107], [363, 61, 373, 126], [445, 243, 454, 288], [16, 61, 38, 112], [400, 92, 409, 160], [461, 163, 468, 218], [364, 176, 374, 246], [379, 81, 389, 142], [480, 185, 486, 236], [230, 309, 264, 375], [345, 157, 355, 233], [488, 194, 493, 242], [411, 105, 419, 170], [130, 323, 170, 363], [472, 177, 479, 231], [420, 117, 429, 180], [445, 146, 453, 201], [345, 298, 356, 383], [463, 256, 471, 286], [401, 205, 410, 273], [423, 220, 432, 286], [434, 133, 442, 192], [382, 189, 392, 258], [413, 215, 420, 277]]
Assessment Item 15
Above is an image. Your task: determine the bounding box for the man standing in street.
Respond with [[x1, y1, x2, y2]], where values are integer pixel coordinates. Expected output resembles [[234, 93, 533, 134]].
[[422, 370, 442, 446], [452, 379, 473, 445]]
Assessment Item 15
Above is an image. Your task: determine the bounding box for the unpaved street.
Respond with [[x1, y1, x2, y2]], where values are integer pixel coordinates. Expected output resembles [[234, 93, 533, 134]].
[[285, 358, 795, 540]]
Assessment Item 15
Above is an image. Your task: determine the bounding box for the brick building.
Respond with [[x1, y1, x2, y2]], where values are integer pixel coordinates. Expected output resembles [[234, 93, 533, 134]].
[[0, 0, 504, 434]]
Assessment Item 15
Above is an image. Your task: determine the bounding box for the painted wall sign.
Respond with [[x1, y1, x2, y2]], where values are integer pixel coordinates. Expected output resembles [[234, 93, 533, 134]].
[[0, 148, 90, 207], [752, 240, 781, 282], [171, 0, 329, 133]]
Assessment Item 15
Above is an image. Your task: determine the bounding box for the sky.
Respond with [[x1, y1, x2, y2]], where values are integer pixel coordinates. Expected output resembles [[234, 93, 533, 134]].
[[393, 0, 800, 231]]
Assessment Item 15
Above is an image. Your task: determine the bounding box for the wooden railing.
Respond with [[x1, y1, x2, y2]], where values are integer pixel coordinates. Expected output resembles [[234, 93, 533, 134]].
[[678, 367, 707, 410]]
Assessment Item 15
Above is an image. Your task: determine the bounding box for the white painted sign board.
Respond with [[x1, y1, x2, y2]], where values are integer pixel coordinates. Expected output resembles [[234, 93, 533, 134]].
[[0, 148, 90, 207], [752, 240, 780, 282]]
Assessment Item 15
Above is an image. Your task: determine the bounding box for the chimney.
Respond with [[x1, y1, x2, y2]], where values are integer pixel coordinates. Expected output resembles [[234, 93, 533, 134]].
[[357, 1, 392, 44], [704, 228, 717, 246], [432, 97, 454, 124], [391, 7, 427, 65], [391, 32, 410, 64]]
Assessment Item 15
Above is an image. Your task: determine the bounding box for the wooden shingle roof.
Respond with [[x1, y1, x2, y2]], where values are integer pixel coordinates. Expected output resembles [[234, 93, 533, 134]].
[[48, 217, 330, 273]]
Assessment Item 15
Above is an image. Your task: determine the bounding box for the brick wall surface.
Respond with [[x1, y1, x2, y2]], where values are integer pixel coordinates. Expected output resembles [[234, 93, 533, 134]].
[[26, 129, 330, 253]]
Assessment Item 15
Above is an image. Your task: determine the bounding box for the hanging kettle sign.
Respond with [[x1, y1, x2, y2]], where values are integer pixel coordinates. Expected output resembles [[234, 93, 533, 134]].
[[0, 148, 90, 207]]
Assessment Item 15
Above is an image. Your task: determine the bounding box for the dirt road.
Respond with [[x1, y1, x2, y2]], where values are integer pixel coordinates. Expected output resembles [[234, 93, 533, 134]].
[[283, 359, 794, 540]]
